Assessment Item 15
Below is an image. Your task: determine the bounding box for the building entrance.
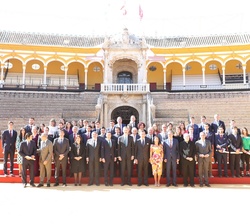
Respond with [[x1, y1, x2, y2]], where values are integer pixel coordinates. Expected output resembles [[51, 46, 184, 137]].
[[111, 106, 139, 126]]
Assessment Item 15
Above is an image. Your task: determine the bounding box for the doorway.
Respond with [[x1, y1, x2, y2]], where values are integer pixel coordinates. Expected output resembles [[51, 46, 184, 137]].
[[111, 106, 139, 125]]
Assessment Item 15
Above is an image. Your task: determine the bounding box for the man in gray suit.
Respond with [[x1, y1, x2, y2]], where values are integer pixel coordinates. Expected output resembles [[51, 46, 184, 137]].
[[163, 130, 179, 187], [37, 133, 53, 187], [53, 130, 70, 187], [195, 132, 212, 187]]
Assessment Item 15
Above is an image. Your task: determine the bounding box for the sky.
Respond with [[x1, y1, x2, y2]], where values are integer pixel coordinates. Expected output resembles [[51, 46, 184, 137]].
[[0, 0, 250, 37]]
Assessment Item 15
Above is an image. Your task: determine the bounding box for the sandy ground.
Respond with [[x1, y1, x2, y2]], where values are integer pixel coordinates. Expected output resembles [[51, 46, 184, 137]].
[[0, 183, 249, 224]]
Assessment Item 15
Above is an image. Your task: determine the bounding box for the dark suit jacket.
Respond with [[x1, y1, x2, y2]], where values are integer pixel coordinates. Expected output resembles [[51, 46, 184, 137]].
[[19, 140, 37, 158], [101, 138, 117, 161], [2, 129, 17, 151], [134, 137, 151, 161], [179, 140, 196, 160], [106, 126, 116, 135], [53, 129, 69, 140], [228, 134, 243, 152], [70, 142, 85, 159], [214, 134, 228, 151], [163, 138, 179, 161], [130, 134, 140, 143], [117, 135, 134, 159], [53, 138, 70, 159], [210, 120, 226, 133], [86, 138, 102, 162], [146, 134, 155, 144]]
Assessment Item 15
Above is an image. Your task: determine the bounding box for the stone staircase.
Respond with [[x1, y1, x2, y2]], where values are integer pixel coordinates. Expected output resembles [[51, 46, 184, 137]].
[[0, 90, 100, 131], [151, 91, 250, 128]]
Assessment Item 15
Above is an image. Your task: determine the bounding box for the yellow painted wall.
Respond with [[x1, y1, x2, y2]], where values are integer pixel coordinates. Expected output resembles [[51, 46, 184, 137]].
[[185, 61, 202, 75], [7, 59, 22, 73], [87, 62, 103, 86], [68, 62, 85, 82], [26, 60, 44, 74], [166, 62, 182, 82], [205, 61, 222, 74], [225, 59, 242, 74], [47, 61, 64, 75], [147, 62, 164, 84]]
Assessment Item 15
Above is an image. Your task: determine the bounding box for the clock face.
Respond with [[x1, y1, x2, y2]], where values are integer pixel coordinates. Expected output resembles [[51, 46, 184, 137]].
[[32, 63, 40, 70], [60, 65, 65, 71]]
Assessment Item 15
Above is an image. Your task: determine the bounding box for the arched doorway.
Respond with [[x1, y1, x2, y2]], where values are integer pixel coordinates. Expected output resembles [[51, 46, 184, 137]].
[[111, 106, 139, 125], [117, 71, 133, 84]]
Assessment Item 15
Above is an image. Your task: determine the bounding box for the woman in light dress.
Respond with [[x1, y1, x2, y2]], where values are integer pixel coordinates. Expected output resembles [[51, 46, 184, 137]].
[[150, 136, 163, 187]]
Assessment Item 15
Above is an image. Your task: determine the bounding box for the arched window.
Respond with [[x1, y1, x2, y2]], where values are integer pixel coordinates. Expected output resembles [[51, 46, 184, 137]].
[[117, 71, 132, 84]]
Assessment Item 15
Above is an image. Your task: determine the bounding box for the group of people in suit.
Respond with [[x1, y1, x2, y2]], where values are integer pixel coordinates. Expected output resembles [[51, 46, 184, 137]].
[[1, 113, 250, 188]]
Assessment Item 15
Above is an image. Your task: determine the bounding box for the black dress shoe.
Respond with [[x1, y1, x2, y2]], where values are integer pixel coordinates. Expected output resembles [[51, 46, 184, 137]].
[[120, 183, 125, 186], [199, 184, 203, 187], [23, 183, 27, 188], [105, 183, 109, 186], [54, 183, 59, 187], [96, 183, 100, 186], [205, 184, 211, 187], [79, 183, 82, 186], [128, 183, 132, 186], [87, 183, 93, 186], [183, 184, 188, 187], [74, 183, 77, 186], [166, 183, 171, 187], [62, 183, 67, 187], [37, 184, 43, 187], [190, 185, 195, 187], [137, 184, 142, 186], [173, 184, 178, 187], [109, 183, 113, 186], [47, 183, 50, 187], [30, 183, 36, 187], [144, 184, 149, 186]]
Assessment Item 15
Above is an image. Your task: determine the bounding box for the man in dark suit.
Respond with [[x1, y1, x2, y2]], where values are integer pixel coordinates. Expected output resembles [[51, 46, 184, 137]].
[[19, 132, 37, 187], [117, 126, 135, 186], [163, 130, 179, 187], [53, 130, 70, 186], [101, 131, 117, 186], [24, 117, 35, 133], [210, 114, 226, 134], [195, 132, 212, 187], [127, 115, 138, 129], [37, 133, 53, 187], [115, 116, 126, 135], [1, 121, 17, 177], [86, 131, 102, 186], [228, 126, 243, 177], [53, 122, 69, 140], [112, 126, 121, 177], [134, 131, 151, 186], [106, 119, 116, 135], [215, 127, 229, 177]]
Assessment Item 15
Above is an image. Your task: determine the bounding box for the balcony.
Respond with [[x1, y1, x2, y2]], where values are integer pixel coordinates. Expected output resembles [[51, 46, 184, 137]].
[[101, 84, 150, 94]]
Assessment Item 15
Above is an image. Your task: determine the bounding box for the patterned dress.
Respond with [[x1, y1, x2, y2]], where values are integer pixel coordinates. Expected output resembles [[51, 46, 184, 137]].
[[16, 135, 25, 164], [150, 144, 163, 175]]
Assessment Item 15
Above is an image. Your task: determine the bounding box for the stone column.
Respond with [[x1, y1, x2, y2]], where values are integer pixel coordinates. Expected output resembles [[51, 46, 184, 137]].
[[243, 65, 246, 84], [0, 63, 4, 87], [64, 66, 68, 89], [84, 68, 88, 90], [22, 64, 26, 88], [43, 66, 47, 87], [202, 67, 205, 85], [222, 66, 225, 85], [163, 69, 166, 90], [182, 67, 186, 86]]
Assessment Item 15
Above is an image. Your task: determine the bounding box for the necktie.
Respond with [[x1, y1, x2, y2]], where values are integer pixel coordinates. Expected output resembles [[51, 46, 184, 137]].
[[109, 140, 112, 147], [74, 134, 76, 141], [9, 131, 12, 137], [94, 140, 96, 147], [124, 136, 127, 147], [169, 140, 172, 148]]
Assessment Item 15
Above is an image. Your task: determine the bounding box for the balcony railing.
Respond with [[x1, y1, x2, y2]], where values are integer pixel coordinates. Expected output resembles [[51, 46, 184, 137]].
[[101, 84, 150, 93]]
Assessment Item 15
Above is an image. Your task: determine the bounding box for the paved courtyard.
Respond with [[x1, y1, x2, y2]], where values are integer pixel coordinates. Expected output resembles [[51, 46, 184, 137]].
[[0, 183, 249, 224]]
